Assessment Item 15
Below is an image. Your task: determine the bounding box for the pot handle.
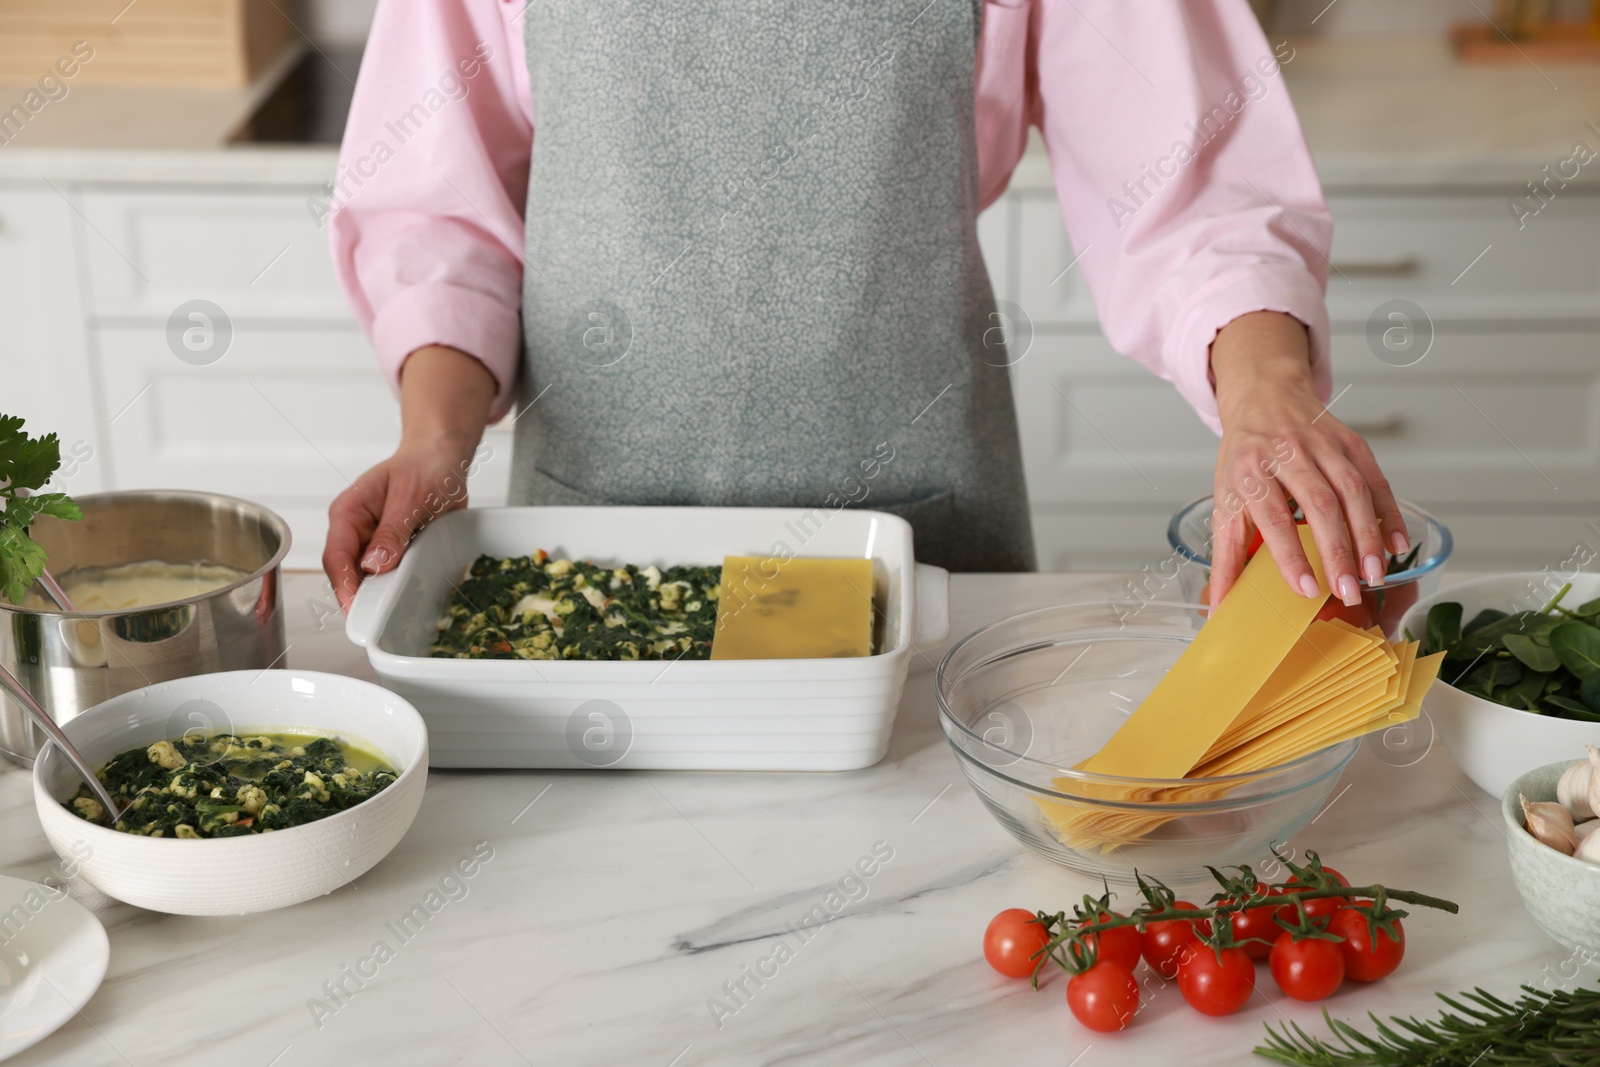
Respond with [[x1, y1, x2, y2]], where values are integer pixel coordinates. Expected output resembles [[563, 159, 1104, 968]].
[[345, 569, 402, 649], [913, 563, 951, 647]]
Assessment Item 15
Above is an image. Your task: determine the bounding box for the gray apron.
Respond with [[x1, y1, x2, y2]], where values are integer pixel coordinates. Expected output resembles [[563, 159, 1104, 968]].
[[510, 0, 1035, 572]]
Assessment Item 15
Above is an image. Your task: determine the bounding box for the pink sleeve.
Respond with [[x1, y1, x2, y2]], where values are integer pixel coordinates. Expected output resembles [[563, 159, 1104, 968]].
[[328, 0, 533, 422], [1021, 1, 1332, 435]]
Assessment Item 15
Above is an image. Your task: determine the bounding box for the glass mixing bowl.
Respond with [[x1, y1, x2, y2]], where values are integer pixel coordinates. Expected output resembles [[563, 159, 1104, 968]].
[[1165, 497, 1452, 638], [936, 602, 1358, 887]]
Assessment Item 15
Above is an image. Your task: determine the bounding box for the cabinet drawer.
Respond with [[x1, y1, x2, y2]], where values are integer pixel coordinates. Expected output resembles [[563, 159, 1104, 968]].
[[1030, 511, 1178, 573], [1324, 329, 1600, 503], [1011, 328, 1600, 507], [1011, 333, 1218, 505], [0, 186, 107, 495], [1422, 511, 1600, 573], [94, 325, 513, 569], [1015, 194, 1097, 326], [1013, 190, 1600, 329], [1323, 193, 1600, 323], [1028, 507, 1591, 575], [977, 197, 1016, 304], [75, 188, 350, 319]]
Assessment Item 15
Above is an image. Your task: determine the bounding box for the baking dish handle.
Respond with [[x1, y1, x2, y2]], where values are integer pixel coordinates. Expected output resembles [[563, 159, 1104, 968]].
[[345, 569, 401, 649], [913, 563, 951, 646]]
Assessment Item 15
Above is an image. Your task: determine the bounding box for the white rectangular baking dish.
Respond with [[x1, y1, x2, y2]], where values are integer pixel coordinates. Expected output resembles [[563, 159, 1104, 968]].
[[344, 506, 949, 770]]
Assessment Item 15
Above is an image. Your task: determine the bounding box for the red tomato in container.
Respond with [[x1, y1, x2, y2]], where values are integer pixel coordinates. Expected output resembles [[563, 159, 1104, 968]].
[[1269, 933, 1345, 1002], [984, 909, 1050, 979], [1315, 598, 1375, 630], [1176, 943, 1256, 1016], [1067, 960, 1140, 1033], [1326, 908, 1405, 983], [1372, 581, 1420, 638]]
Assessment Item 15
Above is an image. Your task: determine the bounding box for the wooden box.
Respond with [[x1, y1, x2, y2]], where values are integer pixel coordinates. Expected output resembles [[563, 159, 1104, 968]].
[[0, 0, 299, 87]]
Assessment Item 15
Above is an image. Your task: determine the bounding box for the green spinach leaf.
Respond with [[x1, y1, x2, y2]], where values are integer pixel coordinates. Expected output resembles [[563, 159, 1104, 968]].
[[1464, 608, 1509, 634], [1425, 602, 1463, 656], [1504, 633, 1561, 673], [1549, 622, 1600, 681]]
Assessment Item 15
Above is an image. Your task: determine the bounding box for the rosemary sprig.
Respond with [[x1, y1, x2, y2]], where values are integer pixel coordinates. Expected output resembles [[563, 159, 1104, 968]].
[[1254, 984, 1600, 1066]]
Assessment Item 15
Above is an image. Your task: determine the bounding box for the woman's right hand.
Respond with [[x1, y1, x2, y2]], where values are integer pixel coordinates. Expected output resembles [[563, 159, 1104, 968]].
[[323, 434, 483, 611], [322, 345, 498, 612]]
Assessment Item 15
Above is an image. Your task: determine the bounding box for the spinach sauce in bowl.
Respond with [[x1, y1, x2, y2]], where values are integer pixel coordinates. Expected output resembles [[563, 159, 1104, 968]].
[[64, 732, 398, 838]]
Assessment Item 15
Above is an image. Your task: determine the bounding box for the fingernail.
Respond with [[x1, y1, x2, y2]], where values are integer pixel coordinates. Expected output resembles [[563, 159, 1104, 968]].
[[1389, 531, 1409, 555], [1298, 574, 1321, 598], [1362, 554, 1385, 587], [1337, 575, 1361, 606], [359, 546, 388, 573]]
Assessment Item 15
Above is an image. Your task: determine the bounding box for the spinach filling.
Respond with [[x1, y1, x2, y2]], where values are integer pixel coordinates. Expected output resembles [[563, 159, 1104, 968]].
[[429, 551, 721, 661], [64, 733, 398, 838]]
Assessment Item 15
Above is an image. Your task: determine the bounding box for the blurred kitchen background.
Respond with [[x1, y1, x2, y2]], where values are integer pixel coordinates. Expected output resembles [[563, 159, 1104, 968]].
[[4, 0, 1600, 574]]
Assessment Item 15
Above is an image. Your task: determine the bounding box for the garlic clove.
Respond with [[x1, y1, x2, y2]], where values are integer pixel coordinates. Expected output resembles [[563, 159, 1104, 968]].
[[1577, 818, 1600, 842], [1522, 793, 1579, 855], [1577, 828, 1600, 866], [1588, 744, 1600, 824], [1557, 756, 1596, 821]]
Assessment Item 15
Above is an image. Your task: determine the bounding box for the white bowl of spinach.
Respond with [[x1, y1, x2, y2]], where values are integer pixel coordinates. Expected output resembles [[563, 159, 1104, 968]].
[[32, 669, 427, 915], [1400, 574, 1600, 799]]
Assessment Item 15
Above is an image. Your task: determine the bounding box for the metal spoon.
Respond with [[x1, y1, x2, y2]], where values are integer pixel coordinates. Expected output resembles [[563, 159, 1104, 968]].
[[0, 662, 122, 822], [34, 568, 76, 612]]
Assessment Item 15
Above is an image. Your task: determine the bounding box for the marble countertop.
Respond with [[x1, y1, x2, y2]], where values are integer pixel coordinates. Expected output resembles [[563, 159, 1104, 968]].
[[0, 569, 1589, 1067], [4, 38, 1600, 189]]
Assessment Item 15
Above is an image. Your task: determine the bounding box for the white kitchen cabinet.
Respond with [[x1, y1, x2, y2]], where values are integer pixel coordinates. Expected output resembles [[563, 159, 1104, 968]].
[[18, 183, 515, 569], [0, 183, 106, 496], [92, 320, 516, 568], [76, 188, 352, 320], [1323, 193, 1600, 323]]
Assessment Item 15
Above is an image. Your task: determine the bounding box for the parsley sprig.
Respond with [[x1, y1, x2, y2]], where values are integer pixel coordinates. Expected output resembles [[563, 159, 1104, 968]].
[[0, 414, 82, 604]]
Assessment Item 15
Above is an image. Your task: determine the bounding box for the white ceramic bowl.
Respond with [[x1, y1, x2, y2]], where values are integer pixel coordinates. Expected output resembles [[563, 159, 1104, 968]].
[[32, 670, 428, 915], [1502, 760, 1600, 953], [1398, 573, 1600, 798]]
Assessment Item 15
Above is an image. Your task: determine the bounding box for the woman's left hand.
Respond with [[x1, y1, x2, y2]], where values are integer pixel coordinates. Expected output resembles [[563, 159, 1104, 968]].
[[1206, 311, 1408, 608]]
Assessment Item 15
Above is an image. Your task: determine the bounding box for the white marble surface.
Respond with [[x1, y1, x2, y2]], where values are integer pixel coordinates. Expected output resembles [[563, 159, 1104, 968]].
[[0, 569, 1591, 1067], [4, 38, 1600, 189]]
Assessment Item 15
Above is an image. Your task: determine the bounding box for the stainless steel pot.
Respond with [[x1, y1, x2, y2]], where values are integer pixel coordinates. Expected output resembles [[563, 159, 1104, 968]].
[[0, 490, 290, 766]]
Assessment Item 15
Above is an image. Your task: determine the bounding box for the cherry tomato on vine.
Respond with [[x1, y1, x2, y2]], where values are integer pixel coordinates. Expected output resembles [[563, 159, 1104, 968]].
[[1327, 908, 1405, 983], [1269, 933, 1345, 1002], [1067, 960, 1140, 1033], [1277, 867, 1351, 926], [1217, 890, 1283, 961], [984, 909, 1051, 979], [1079, 912, 1142, 973], [1140, 901, 1201, 979], [1176, 944, 1255, 1017]]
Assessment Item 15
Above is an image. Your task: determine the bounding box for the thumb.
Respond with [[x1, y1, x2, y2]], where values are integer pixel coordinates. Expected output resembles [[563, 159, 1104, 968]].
[[360, 492, 425, 576]]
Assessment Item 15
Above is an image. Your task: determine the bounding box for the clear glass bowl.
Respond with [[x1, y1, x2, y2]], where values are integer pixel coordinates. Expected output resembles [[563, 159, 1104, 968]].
[[1165, 497, 1452, 638], [936, 602, 1358, 887]]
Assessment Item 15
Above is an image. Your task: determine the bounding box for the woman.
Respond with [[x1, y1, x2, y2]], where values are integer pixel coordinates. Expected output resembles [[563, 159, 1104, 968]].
[[324, 0, 1406, 614]]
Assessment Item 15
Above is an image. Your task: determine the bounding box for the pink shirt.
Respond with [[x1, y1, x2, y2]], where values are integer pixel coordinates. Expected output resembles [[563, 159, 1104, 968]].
[[330, 0, 1332, 433]]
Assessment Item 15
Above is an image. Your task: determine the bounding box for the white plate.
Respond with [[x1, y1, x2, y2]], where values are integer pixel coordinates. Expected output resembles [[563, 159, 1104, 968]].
[[0, 875, 109, 1062]]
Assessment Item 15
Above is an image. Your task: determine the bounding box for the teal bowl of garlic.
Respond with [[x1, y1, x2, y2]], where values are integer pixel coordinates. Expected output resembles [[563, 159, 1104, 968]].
[[1501, 759, 1600, 954]]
